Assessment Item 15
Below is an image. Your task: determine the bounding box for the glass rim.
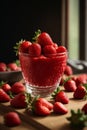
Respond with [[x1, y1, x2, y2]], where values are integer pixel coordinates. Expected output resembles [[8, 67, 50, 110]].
[[18, 51, 68, 57]]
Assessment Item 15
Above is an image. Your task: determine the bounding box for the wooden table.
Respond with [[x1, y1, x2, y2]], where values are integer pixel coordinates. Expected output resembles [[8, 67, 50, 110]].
[[1, 88, 87, 130]]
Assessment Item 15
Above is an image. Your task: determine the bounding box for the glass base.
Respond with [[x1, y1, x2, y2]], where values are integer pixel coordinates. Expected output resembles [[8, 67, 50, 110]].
[[25, 83, 60, 97]]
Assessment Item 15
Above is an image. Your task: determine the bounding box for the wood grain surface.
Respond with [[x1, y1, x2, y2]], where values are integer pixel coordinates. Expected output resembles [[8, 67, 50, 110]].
[[0, 88, 87, 130]]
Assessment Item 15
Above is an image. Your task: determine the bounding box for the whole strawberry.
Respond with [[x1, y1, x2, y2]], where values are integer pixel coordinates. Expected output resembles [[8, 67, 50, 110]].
[[14, 39, 32, 55], [11, 82, 26, 94], [43, 44, 57, 56], [82, 103, 87, 114], [53, 102, 68, 114], [28, 43, 41, 57], [73, 85, 86, 99], [64, 65, 73, 76], [56, 46, 67, 53], [0, 62, 7, 71], [0, 88, 10, 102], [37, 32, 53, 47], [32, 97, 53, 116], [7, 62, 19, 71], [64, 78, 77, 92], [1, 83, 11, 93], [52, 88, 69, 104], [75, 74, 87, 87], [10, 92, 27, 108], [19, 40, 32, 53], [4, 112, 21, 127]]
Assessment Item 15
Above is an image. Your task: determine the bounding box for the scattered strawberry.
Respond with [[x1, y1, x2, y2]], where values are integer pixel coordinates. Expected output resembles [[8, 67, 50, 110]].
[[0, 62, 7, 71], [64, 78, 77, 92], [11, 82, 25, 94], [7, 62, 19, 71], [75, 74, 87, 87], [67, 109, 87, 128], [1, 83, 11, 93], [34, 104, 51, 116], [10, 92, 27, 108], [4, 112, 21, 127], [0, 88, 10, 102], [53, 102, 68, 114], [28, 43, 41, 56], [73, 85, 86, 99], [52, 88, 69, 104], [31, 97, 53, 116], [64, 65, 73, 76], [55, 91, 69, 104], [82, 103, 87, 114]]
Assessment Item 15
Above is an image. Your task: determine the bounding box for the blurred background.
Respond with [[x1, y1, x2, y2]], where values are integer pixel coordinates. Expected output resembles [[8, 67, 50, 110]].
[[0, 0, 86, 63]]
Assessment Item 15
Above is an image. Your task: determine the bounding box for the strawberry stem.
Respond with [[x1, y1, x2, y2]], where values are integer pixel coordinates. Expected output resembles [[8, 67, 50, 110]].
[[32, 29, 41, 42], [13, 39, 24, 56], [51, 87, 60, 99]]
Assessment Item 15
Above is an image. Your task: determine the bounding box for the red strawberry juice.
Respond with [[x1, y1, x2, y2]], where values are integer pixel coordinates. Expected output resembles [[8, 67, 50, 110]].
[[19, 52, 67, 97]]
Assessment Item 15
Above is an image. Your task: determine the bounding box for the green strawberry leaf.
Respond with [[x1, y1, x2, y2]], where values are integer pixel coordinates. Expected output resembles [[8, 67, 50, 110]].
[[67, 109, 87, 128], [51, 87, 61, 99], [32, 29, 41, 42], [83, 83, 87, 90], [0, 81, 5, 87], [13, 39, 24, 56]]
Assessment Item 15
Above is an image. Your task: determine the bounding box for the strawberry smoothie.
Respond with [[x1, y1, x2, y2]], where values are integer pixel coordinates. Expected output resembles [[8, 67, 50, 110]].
[[19, 52, 67, 97]]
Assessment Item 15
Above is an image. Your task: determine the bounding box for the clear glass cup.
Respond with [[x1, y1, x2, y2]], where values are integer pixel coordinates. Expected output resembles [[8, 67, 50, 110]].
[[19, 51, 68, 97]]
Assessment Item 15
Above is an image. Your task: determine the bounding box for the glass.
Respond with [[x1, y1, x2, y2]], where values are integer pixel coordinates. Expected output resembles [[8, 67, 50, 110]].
[[19, 52, 68, 97]]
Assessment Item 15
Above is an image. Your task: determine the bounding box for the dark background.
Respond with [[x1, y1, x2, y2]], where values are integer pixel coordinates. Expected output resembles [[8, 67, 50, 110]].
[[0, 0, 62, 63]]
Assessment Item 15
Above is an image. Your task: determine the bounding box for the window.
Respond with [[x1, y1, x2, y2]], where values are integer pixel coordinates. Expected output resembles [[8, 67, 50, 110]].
[[62, 0, 87, 61]]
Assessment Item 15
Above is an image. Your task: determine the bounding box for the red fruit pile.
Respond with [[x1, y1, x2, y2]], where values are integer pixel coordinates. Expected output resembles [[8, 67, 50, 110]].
[[1, 71, 87, 127], [0, 61, 21, 72], [17, 30, 67, 57], [31, 96, 68, 116]]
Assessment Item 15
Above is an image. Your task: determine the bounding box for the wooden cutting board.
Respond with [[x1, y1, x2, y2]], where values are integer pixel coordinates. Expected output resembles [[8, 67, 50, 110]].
[[0, 90, 87, 130]]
